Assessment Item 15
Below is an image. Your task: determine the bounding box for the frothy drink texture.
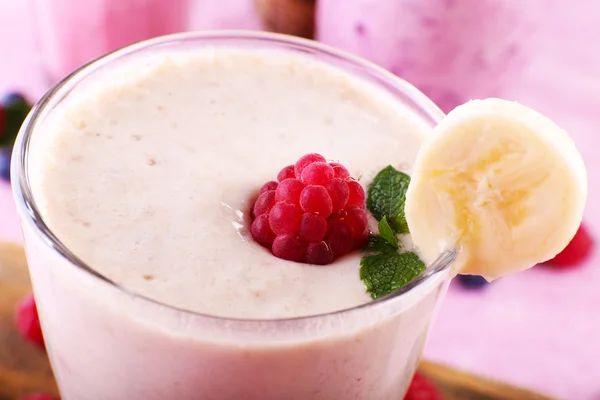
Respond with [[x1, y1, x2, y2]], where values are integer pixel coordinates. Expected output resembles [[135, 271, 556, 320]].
[[23, 42, 448, 399], [31, 48, 426, 319]]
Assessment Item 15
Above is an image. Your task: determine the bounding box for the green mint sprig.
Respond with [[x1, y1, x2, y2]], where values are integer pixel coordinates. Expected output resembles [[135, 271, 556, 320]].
[[377, 217, 398, 248], [366, 165, 411, 234], [360, 251, 426, 299], [360, 165, 425, 299]]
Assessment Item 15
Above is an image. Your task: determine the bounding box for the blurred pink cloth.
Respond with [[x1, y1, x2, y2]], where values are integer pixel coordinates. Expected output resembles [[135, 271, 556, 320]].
[[1, 1, 600, 399]]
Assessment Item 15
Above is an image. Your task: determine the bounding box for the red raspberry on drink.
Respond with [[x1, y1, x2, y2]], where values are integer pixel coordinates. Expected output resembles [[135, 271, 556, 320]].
[[251, 153, 369, 265]]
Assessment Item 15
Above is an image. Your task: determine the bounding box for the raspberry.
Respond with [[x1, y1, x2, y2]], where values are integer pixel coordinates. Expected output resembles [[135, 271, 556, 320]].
[[253, 190, 276, 218], [326, 222, 354, 256], [300, 185, 333, 216], [330, 162, 350, 179], [326, 178, 349, 213], [300, 162, 334, 186], [305, 241, 334, 265], [330, 207, 368, 239], [259, 181, 278, 195], [277, 165, 296, 182], [251, 153, 370, 265], [404, 372, 444, 400], [19, 395, 59, 400], [251, 214, 276, 247], [346, 180, 366, 208], [272, 234, 306, 261], [344, 207, 369, 237], [546, 224, 593, 268], [298, 213, 328, 242], [15, 294, 45, 349], [275, 178, 305, 205], [269, 202, 302, 235], [294, 153, 326, 177], [354, 229, 369, 250]]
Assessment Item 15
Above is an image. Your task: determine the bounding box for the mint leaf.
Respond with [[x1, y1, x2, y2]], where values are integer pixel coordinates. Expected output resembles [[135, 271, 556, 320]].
[[366, 165, 411, 234], [378, 217, 398, 248], [360, 164, 423, 298], [360, 251, 426, 299], [364, 235, 398, 254]]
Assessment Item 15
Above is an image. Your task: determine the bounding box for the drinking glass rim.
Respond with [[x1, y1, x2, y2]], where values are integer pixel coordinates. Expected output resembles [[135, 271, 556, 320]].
[[12, 30, 450, 324]]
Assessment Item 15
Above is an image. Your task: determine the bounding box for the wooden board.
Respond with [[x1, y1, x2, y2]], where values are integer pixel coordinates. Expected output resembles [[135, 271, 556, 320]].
[[0, 242, 554, 400], [0, 242, 59, 400]]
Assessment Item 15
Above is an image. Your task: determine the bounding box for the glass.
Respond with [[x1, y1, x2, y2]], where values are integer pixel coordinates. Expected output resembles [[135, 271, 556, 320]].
[[12, 31, 452, 400], [318, 0, 549, 113], [30, 0, 191, 83]]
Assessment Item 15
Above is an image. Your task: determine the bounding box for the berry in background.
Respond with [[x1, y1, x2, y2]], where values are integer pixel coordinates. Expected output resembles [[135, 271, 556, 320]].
[[404, 372, 444, 400], [15, 293, 45, 349], [545, 223, 593, 268], [0, 147, 10, 182], [457, 274, 489, 290]]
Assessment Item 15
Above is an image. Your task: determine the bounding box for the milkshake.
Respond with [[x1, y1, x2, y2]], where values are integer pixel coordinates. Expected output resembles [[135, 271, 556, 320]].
[[31, 0, 190, 83], [317, 0, 549, 113], [13, 32, 450, 399]]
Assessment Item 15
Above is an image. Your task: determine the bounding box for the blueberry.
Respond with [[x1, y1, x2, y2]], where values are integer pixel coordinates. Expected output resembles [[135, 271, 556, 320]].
[[2, 92, 28, 108], [457, 274, 489, 289], [0, 148, 11, 182]]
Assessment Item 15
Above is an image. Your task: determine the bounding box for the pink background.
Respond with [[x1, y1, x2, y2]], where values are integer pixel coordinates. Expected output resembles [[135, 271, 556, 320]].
[[0, 1, 599, 399]]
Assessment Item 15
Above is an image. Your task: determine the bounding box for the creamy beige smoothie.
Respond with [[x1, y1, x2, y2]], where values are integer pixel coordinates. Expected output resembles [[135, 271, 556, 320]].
[[13, 32, 449, 400]]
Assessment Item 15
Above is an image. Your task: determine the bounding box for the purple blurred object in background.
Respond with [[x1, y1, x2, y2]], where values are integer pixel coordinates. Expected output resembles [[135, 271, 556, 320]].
[[317, 0, 550, 113]]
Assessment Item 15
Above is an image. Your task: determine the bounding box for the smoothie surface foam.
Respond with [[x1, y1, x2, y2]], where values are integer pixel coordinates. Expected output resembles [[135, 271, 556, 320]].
[[29, 47, 431, 319]]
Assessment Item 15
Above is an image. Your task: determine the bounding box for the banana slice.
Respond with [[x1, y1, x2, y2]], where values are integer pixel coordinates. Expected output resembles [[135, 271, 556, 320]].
[[405, 98, 587, 280]]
